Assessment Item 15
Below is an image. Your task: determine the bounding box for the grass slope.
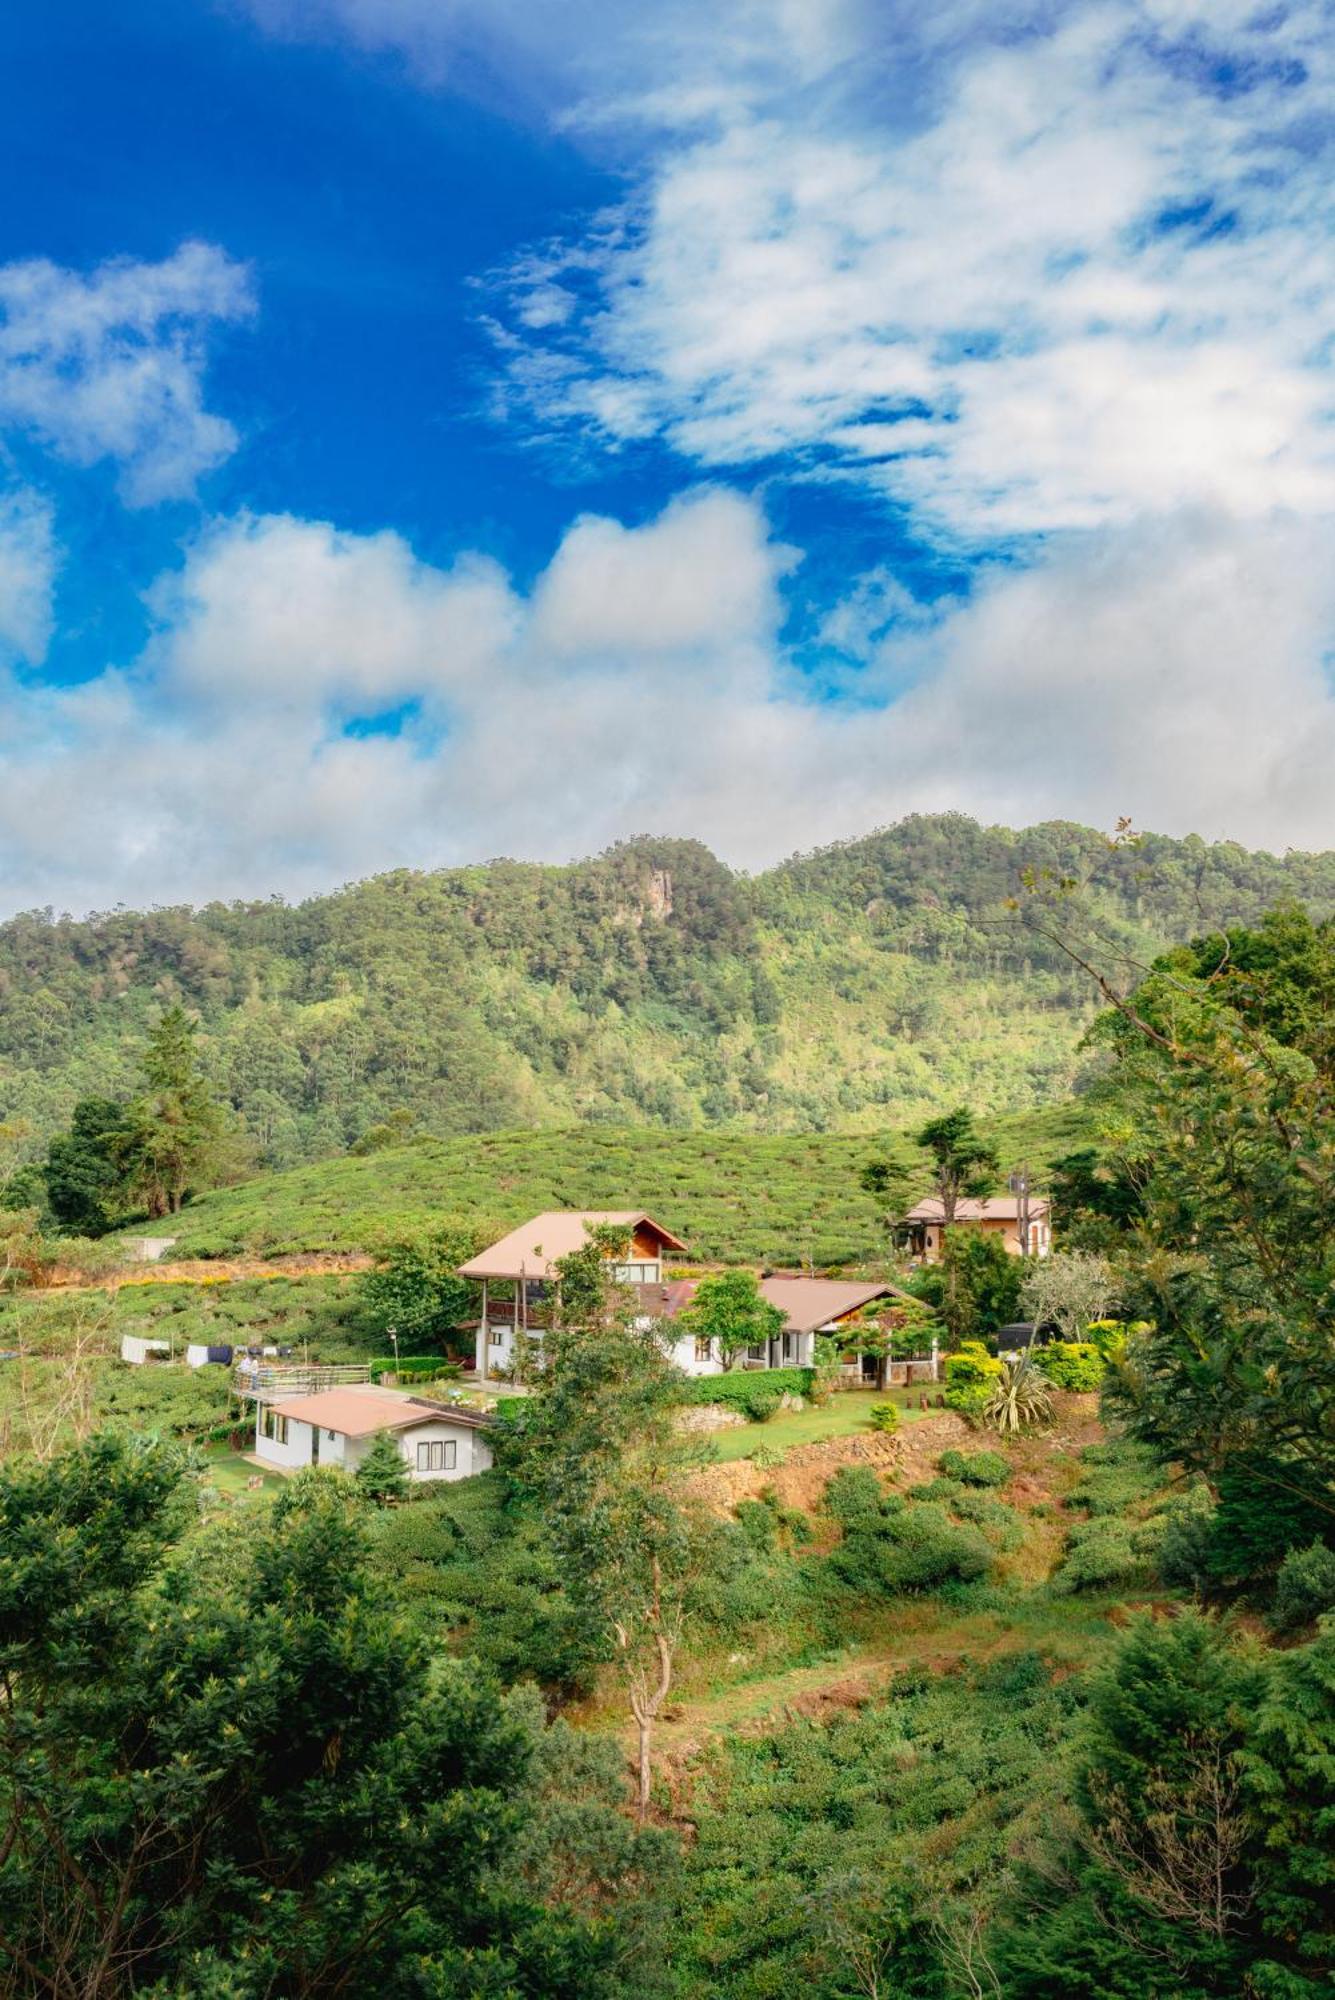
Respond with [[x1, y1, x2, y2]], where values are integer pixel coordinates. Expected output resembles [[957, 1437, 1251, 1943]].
[[150, 1102, 1090, 1265]]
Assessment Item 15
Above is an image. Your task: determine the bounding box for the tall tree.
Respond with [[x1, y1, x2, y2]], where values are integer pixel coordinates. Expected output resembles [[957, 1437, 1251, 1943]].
[[500, 1248, 704, 1818], [358, 1222, 482, 1352], [1016, 874, 1335, 1577], [124, 1006, 226, 1216], [914, 1108, 1001, 1226], [678, 1270, 786, 1371], [43, 1098, 135, 1235]]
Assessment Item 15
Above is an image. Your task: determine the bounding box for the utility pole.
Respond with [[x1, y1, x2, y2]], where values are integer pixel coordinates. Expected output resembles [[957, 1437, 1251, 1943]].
[[1008, 1165, 1032, 1258]]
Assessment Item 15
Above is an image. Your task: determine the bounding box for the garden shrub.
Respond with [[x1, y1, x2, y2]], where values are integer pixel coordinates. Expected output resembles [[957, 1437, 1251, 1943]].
[[1272, 1538, 1335, 1630], [868, 1401, 899, 1433], [743, 1388, 781, 1424], [734, 1498, 778, 1553], [938, 1447, 1012, 1487], [943, 1341, 1002, 1415], [1033, 1341, 1105, 1392], [823, 1496, 993, 1597]]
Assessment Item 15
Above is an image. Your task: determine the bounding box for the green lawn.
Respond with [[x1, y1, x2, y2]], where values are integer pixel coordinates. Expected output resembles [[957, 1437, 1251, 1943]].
[[709, 1387, 932, 1462], [198, 1444, 285, 1498]]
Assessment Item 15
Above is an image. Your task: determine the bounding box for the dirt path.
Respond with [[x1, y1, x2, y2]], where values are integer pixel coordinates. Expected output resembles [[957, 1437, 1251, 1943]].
[[40, 1252, 371, 1292]]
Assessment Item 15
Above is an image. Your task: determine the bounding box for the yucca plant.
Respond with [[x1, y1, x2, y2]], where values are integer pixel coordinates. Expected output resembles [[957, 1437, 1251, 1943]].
[[983, 1355, 1053, 1433]]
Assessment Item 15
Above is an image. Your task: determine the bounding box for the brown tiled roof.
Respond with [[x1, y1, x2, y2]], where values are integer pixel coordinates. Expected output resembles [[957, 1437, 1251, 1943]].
[[903, 1196, 1049, 1223], [632, 1275, 913, 1334], [458, 1210, 687, 1281], [269, 1386, 489, 1436]]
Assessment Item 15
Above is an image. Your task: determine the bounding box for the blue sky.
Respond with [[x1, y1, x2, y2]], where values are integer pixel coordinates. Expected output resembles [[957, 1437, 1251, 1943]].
[[1, 0, 1333, 912]]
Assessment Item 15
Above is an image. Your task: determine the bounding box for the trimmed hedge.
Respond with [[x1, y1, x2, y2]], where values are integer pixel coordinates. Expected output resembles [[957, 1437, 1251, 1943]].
[[370, 1358, 460, 1384], [682, 1367, 814, 1418]]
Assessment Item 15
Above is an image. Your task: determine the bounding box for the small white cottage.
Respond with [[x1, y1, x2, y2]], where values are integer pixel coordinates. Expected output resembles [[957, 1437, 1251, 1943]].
[[254, 1383, 492, 1483]]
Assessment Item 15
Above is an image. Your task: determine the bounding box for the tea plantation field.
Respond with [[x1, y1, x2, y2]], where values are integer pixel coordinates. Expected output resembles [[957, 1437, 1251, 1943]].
[[131, 1103, 1090, 1268]]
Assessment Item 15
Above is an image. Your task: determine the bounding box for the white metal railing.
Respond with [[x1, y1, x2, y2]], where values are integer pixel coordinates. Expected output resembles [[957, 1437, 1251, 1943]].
[[232, 1361, 372, 1402]]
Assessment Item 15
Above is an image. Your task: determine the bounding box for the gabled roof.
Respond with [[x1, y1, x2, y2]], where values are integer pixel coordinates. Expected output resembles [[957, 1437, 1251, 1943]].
[[757, 1276, 916, 1333], [631, 1274, 917, 1334], [458, 1210, 687, 1281], [903, 1195, 1050, 1223], [270, 1384, 490, 1437]]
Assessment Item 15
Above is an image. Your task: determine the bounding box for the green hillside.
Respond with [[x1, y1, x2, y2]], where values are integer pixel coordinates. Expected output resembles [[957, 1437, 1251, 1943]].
[[4, 813, 1334, 1166], [153, 1102, 1090, 1267]]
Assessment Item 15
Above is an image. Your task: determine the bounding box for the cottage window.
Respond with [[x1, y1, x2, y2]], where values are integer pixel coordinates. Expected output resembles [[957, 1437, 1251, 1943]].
[[747, 1343, 767, 1362], [694, 1336, 712, 1363], [613, 1261, 660, 1284], [416, 1438, 458, 1473], [261, 1408, 288, 1445]]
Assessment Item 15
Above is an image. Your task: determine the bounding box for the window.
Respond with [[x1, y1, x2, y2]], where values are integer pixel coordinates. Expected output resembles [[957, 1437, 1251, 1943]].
[[416, 1438, 458, 1473], [694, 1335, 713, 1363], [746, 1343, 767, 1362], [261, 1408, 288, 1444], [613, 1261, 660, 1284]]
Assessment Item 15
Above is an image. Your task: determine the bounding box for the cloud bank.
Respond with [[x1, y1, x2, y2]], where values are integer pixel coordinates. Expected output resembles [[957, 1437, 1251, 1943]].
[[4, 489, 1334, 915]]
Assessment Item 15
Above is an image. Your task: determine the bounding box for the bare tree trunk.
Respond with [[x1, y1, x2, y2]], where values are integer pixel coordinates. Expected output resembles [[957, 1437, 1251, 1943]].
[[618, 1557, 677, 1821]]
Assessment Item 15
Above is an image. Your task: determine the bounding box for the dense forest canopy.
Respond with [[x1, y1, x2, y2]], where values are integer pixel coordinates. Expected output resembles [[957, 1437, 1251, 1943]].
[[4, 814, 1335, 1167]]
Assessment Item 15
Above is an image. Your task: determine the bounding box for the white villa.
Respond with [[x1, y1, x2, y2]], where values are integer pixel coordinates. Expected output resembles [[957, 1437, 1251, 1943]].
[[462, 1210, 924, 1380], [254, 1382, 493, 1483]]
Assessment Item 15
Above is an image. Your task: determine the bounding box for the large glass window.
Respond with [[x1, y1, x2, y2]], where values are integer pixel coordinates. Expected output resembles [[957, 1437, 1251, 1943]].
[[694, 1335, 712, 1362], [261, 1408, 288, 1444], [613, 1261, 660, 1284]]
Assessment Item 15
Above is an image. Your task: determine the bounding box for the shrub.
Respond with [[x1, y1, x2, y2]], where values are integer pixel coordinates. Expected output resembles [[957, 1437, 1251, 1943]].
[[943, 1340, 1002, 1416], [938, 1448, 1012, 1488], [682, 1367, 814, 1411], [1067, 1440, 1165, 1516], [823, 1465, 885, 1528], [1272, 1539, 1335, 1631], [744, 1389, 781, 1424], [1051, 1515, 1161, 1594], [1033, 1341, 1105, 1393], [982, 1357, 1053, 1433], [1155, 1485, 1217, 1593], [827, 1502, 994, 1596], [868, 1401, 899, 1434]]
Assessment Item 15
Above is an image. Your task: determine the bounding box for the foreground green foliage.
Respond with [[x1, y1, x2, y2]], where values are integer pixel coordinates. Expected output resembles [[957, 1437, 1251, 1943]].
[[0, 1438, 672, 1999]]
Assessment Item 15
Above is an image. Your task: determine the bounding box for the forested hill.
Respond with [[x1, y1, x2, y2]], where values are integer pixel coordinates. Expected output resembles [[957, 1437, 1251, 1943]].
[[4, 814, 1335, 1166]]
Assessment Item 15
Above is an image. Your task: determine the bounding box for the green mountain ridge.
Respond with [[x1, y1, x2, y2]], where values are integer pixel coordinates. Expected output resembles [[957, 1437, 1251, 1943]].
[[4, 812, 1334, 1167]]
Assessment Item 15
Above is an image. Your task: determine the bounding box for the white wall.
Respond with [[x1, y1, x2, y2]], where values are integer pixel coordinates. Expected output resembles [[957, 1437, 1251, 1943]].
[[394, 1419, 493, 1483], [254, 1411, 314, 1471], [255, 1412, 492, 1481]]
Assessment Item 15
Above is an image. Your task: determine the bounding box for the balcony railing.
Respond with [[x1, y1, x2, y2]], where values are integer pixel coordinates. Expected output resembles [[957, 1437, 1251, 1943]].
[[232, 1361, 372, 1402]]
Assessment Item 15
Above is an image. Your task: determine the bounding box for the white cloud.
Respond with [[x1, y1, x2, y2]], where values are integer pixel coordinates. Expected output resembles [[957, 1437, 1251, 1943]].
[[0, 242, 254, 504], [3, 493, 1335, 913], [488, 0, 1335, 541], [0, 488, 57, 665], [147, 512, 518, 711], [530, 487, 790, 658]]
